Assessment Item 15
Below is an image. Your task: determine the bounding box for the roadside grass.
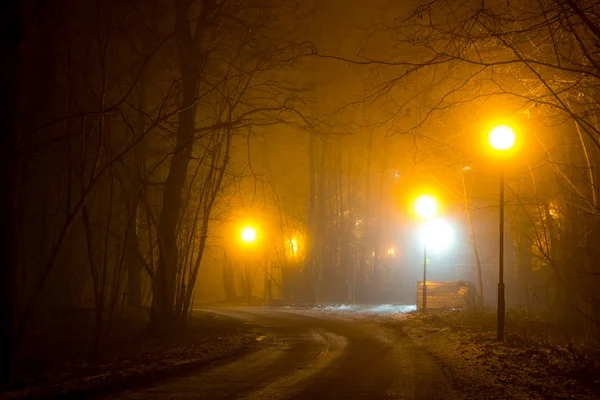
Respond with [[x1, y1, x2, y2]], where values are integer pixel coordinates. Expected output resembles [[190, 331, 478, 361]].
[[393, 310, 600, 399]]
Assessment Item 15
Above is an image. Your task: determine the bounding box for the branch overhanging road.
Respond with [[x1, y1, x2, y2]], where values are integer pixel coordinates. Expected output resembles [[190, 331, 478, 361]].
[[106, 306, 453, 400]]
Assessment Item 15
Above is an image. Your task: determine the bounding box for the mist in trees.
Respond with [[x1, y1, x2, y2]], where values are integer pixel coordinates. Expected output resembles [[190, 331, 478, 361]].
[[3, 0, 600, 383], [322, 0, 600, 341]]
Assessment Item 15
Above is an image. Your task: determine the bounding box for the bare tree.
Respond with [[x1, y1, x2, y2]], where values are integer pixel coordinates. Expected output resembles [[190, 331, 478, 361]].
[[310, 0, 600, 338]]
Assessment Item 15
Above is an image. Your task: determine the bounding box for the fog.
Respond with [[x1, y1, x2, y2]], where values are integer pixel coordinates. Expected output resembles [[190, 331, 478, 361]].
[[2, 0, 600, 385]]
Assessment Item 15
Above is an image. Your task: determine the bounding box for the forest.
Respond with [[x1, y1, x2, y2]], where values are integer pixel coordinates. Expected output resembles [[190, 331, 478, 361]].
[[2, 0, 600, 385]]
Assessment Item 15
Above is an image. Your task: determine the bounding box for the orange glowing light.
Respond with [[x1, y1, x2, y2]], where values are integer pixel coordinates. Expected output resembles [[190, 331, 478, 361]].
[[414, 195, 438, 219], [488, 124, 516, 151], [241, 226, 257, 243]]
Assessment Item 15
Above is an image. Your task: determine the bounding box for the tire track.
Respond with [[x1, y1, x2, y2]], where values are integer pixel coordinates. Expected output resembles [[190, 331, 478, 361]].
[[243, 329, 347, 400]]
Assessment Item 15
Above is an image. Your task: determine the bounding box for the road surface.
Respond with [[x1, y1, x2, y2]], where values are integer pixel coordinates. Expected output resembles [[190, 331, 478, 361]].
[[106, 307, 454, 399]]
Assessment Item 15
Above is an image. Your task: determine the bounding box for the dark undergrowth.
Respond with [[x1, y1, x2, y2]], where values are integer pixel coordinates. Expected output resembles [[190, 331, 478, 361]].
[[3, 307, 256, 398]]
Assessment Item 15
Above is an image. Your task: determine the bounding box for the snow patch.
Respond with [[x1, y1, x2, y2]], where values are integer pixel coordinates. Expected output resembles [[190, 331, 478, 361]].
[[313, 304, 416, 314], [366, 304, 417, 313], [320, 304, 360, 311]]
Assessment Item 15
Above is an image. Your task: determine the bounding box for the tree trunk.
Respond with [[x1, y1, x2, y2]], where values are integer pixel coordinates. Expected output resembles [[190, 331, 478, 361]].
[[223, 259, 237, 301], [1, 0, 21, 382], [305, 131, 318, 302], [151, 73, 196, 336], [358, 131, 374, 302], [150, 0, 217, 337], [126, 219, 142, 306], [126, 70, 147, 307], [461, 170, 484, 310], [179, 126, 232, 325]]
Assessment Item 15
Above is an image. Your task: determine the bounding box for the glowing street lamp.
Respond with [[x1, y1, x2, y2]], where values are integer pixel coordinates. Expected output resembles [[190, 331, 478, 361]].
[[421, 218, 455, 252], [487, 123, 516, 341], [415, 195, 438, 219], [241, 226, 257, 243], [239, 225, 260, 305], [414, 194, 439, 312], [489, 125, 516, 152], [290, 238, 298, 254]]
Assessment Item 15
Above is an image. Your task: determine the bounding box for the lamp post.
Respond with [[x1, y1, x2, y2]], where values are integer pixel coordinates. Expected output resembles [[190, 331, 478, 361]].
[[240, 226, 258, 305], [414, 195, 438, 312], [488, 124, 516, 341]]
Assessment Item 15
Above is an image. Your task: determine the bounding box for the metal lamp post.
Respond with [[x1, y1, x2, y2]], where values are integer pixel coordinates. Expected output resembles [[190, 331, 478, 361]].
[[423, 242, 428, 311], [414, 195, 438, 312], [419, 218, 455, 312], [240, 225, 258, 305], [488, 124, 516, 341]]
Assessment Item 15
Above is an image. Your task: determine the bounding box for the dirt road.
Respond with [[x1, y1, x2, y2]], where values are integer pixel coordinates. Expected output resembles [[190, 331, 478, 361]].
[[106, 307, 453, 400]]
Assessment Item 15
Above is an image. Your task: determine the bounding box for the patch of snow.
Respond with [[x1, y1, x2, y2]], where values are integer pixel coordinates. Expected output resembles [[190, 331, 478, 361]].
[[366, 304, 417, 314], [316, 304, 361, 311], [313, 304, 417, 314]]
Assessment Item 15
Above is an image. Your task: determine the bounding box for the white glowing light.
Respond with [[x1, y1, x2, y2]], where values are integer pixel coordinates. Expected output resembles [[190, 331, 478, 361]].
[[421, 218, 455, 252]]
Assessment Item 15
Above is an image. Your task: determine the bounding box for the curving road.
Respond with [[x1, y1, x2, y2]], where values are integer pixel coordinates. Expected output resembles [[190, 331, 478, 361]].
[[107, 307, 454, 400]]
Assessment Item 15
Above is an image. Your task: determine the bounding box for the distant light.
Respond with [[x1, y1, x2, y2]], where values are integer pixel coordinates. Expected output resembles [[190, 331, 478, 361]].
[[241, 227, 257, 243], [489, 125, 516, 151], [548, 202, 559, 218], [421, 218, 454, 252], [387, 248, 395, 256], [463, 165, 471, 172], [415, 195, 438, 219], [290, 238, 298, 255]]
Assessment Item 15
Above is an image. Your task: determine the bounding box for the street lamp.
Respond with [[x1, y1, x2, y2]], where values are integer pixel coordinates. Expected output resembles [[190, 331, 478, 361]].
[[241, 226, 257, 243], [414, 194, 439, 312], [290, 237, 298, 260], [488, 124, 516, 341], [415, 195, 438, 219], [239, 225, 264, 305], [489, 125, 516, 151], [421, 218, 455, 252]]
